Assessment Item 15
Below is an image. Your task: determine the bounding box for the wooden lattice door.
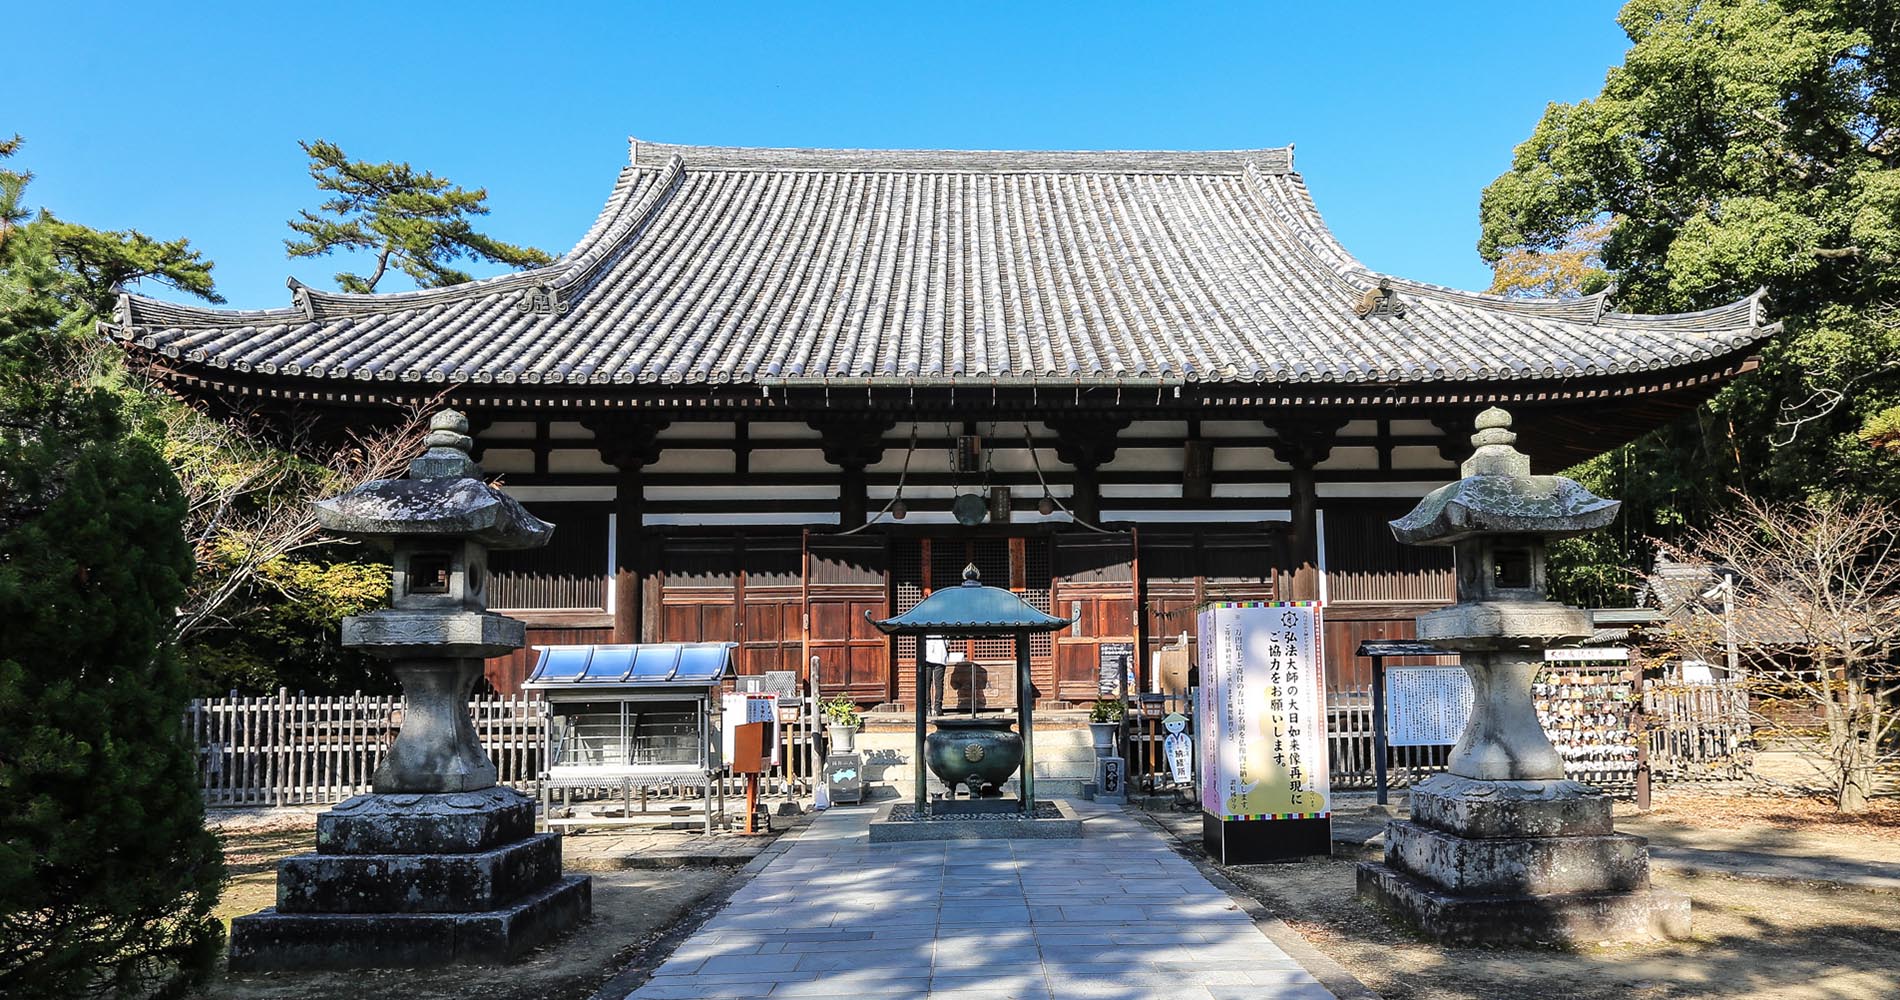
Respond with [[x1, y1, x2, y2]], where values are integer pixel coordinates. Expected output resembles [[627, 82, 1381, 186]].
[[804, 533, 890, 702]]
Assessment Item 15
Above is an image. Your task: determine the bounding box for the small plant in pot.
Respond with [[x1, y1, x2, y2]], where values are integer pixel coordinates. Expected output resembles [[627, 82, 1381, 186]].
[[1088, 698, 1124, 756], [823, 696, 862, 753]]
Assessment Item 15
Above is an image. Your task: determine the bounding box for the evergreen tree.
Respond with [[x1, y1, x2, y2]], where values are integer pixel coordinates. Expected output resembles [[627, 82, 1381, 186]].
[[1478, 0, 1900, 601], [0, 140, 224, 998], [285, 139, 552, 293]]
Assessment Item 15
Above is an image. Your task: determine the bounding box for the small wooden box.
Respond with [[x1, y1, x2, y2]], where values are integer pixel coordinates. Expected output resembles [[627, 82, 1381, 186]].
[[730, 721, 768, 775]]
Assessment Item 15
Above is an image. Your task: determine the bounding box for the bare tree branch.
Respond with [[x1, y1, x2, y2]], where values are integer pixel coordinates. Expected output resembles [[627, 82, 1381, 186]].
[[1648, 494, 1900, 812]]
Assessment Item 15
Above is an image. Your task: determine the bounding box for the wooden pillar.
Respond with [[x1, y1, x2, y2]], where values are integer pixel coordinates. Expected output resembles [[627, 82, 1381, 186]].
[[1268, 418, 1345, 603], [812, 418, 893, 528], [1048, 418, 1129, 525], [612, 465, 644, 644], [583, 417, 668, 644], [1016, 630, 1035, 815]]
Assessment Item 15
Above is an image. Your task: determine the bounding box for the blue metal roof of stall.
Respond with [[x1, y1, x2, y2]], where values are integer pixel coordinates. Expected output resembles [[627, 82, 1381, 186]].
[[522, 642, 737, 690], [870, 564, 1073, 636]]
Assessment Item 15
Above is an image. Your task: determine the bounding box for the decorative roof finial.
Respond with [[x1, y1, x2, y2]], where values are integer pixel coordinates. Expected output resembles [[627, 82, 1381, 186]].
[[962, 563, 982, 586], [1461, 407, 1530, 478], [409, 408, 480, 480]]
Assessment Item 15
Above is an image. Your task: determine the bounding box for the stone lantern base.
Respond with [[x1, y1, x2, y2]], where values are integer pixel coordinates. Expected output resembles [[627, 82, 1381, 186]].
[[1356, 774, 1688, 945], [228, 788, 591, 969]]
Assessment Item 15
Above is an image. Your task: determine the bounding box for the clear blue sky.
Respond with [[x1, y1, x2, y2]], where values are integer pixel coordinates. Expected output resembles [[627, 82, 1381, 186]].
[[5, 2, 1630, 309]]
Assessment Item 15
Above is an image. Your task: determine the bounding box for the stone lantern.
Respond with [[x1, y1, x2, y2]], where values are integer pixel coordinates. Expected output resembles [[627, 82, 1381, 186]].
[[1357, 408, 1688, 943], [228, 410, 591, 969]]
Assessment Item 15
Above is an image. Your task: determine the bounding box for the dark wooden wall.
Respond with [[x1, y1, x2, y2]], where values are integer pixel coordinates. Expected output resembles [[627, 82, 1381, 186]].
[[488, 502, 610, 611], [481, 499, 1456, 696], [1321, 501, 1457, 686]]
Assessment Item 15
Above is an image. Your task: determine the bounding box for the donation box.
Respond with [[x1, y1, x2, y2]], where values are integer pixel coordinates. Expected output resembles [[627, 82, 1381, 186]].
[[1196, 602, 1332, 863]]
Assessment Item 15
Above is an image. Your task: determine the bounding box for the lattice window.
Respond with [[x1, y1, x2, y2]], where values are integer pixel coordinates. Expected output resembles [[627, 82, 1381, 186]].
[[1025, 539, 1053, 659], [969, 539, 1015, 662], [890, 537, 924, 664], [662, 538, 737, 588], [746, 536, 804, 588]]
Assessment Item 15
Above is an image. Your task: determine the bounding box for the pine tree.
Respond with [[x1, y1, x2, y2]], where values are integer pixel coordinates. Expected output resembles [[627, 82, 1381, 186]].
[[285, 139, 552, 293], [0, 140, 224, 999]]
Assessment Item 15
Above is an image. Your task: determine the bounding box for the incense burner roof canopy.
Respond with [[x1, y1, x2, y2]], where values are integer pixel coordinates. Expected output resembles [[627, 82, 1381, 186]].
[[872, 564, 1073, 636], [107, 139, 1776, 392]]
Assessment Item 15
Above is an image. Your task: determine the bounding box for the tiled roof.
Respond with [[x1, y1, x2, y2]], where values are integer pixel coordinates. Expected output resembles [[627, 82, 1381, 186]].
[[106, 140, 1776, 388]]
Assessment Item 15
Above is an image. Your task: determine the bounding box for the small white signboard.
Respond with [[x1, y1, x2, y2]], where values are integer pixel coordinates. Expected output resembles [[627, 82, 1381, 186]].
[[721, 692, 780, 766], [1385, 667, 1473, 747], [1545, 647, 1630, 662]]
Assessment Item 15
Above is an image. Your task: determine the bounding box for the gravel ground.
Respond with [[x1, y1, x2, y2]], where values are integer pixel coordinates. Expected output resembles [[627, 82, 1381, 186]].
[[1223, 845, 1899, 1000], [194, 824, 742, 1000]]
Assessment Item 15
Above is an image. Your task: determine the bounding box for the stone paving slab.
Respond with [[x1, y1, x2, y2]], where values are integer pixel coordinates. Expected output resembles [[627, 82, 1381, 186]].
[[625, 801, 1342, 1000]]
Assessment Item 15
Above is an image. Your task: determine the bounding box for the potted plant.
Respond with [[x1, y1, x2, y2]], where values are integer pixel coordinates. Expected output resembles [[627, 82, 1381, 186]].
[[823, 696, 862, 753], [1088, 698, 1124, 757]]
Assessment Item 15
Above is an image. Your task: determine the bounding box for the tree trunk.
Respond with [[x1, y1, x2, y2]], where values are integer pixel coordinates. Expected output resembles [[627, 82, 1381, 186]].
[[1838, 727, 1875, 814]]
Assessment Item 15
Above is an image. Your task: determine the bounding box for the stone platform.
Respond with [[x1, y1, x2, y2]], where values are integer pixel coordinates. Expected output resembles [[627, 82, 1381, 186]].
[[1357, 774, 1688, 944], [227, 875, 592, 969], [1357, 863, 1688, 944], [867, 798, 1083, 842], [229, 788, 592, 969]]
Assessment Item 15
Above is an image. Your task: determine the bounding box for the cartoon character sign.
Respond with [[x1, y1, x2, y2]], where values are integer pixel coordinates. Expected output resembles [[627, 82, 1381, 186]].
[[1162, 712, 1194, 784]]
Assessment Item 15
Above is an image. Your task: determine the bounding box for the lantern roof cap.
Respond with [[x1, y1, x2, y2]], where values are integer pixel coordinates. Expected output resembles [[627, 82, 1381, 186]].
[[1390, 407, 1619, 546], [870, 564, 1073, 636], [313, 408, 553, 549]]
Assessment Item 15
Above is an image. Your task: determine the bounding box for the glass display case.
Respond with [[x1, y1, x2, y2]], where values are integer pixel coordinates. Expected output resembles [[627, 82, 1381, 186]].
[[523, 642, 737, 831]]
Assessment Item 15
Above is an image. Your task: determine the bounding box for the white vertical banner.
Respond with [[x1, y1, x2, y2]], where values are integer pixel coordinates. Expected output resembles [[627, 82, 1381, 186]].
[[1197, 602, 1330, 821]]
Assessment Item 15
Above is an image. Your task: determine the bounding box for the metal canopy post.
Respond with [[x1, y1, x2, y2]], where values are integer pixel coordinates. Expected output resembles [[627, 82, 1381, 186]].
[[916, 645, 929, 815], [1357, 639, 1459, 810], [1016, 629, 1034, 817], [1371, 654, 1389, 806]]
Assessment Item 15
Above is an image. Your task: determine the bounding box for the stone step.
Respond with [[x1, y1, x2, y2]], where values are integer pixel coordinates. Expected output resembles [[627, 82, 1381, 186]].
[[277, 833, 565, 914], [1358, 862, 1689, 945], [229, 874, 592, 970], [1384, 820, 1651, 896]]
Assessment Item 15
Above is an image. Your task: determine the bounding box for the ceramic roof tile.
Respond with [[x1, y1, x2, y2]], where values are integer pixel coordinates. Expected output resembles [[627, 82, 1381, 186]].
[[108, 141, 1776, 388]]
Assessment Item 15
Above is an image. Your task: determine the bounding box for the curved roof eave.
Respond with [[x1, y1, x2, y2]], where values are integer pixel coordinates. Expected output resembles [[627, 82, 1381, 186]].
[[103, 139, 1779, 392]]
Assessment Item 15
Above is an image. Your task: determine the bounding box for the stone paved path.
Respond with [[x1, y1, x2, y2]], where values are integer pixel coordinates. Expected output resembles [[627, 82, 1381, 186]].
[[625, 802, 1338, 1000]]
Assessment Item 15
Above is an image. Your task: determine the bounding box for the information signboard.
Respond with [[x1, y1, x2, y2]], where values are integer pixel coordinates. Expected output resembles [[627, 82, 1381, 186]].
[[1385, 667, 1473, 747], [1098, 642, 1135, 697], [1196, 602, 1330, 822], [721, 692, 780, 766]]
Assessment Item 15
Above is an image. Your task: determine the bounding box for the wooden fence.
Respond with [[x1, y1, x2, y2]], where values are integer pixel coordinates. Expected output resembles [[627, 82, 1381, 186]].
[[185, 688, 818, 808], [187, 679, 1751, 807], [1324, 687, 1455, 790], [1645, 680, 1754, 780], [1321, 681, 1751, 795], [184, 690, 543, 806]]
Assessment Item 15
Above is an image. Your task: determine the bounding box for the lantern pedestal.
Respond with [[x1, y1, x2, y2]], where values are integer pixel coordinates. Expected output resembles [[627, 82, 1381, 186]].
[[1358, 775, 1688, 943], [229, 789, 593, 969]]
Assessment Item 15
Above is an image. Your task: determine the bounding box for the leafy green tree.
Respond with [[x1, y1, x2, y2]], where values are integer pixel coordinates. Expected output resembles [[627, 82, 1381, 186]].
[[1480, 0, 1900, 601], [0, 141, 224, 999], [286, 139, 552, 293]]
